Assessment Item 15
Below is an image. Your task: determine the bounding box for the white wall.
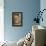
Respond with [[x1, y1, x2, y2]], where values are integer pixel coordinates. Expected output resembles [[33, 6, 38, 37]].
[[0, 0, 4, 42]]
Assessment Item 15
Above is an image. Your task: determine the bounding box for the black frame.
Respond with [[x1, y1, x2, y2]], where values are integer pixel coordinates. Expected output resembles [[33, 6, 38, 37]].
[[12, 12, 23, 27]]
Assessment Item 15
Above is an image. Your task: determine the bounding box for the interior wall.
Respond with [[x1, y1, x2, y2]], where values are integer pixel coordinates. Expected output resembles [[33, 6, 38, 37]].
[[40, 0, 46, 27], [4, 0, 40, 42], [0, 0, 4, 42]]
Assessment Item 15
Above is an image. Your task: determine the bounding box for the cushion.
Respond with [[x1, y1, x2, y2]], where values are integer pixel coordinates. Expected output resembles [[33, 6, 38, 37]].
[[17, 37, 25, 46]]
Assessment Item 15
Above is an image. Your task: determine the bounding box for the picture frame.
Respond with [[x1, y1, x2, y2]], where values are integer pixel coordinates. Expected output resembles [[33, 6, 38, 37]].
[[12, 12, 23, 26]]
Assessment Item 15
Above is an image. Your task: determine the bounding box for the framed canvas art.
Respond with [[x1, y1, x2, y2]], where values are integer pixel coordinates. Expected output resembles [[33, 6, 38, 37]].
[[12, 12, 23, 26]]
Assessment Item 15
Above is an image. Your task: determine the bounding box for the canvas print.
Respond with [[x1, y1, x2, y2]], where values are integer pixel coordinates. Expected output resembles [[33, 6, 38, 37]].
[[12, 12, 23, 26]]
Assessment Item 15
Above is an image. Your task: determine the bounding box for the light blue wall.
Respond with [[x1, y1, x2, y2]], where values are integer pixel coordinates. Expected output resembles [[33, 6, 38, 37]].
[[40, 0, 46, 27], [4, 0, 40, 42]]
